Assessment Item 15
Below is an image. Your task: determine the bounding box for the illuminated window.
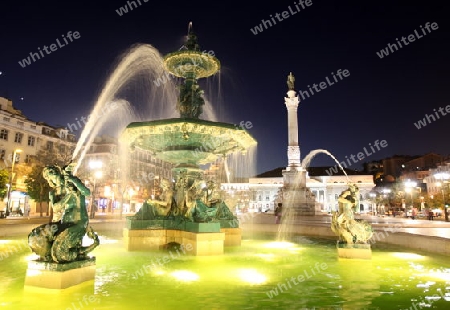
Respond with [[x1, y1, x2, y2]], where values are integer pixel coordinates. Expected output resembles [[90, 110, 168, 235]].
[[28, 136, 35, 146], [14, 132, 23, 143], [0, 129, 8, 140]]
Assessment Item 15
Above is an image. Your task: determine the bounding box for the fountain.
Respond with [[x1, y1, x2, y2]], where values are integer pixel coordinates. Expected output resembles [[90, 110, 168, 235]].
[[277, 76, 373, 259], [120, 26, 256, 255], [2, 24, 449, 310], [301, 151, 374, 259]]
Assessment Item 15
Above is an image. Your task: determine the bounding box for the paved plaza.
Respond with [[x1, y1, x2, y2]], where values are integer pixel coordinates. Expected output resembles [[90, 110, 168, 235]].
[[1, 212, 449, 240]]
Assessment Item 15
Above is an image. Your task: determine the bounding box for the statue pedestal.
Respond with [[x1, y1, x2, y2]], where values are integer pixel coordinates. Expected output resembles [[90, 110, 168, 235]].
[[337, 243, 372, 260], [24, 257, 96, 289], [282, 169, 318, 216]]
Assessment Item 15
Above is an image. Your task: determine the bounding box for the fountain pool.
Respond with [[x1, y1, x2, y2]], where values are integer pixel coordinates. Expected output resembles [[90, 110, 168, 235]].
[[2, 227, 450, 310]]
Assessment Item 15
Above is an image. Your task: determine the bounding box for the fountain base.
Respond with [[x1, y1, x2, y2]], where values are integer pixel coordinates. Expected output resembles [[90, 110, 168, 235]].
[[337, 243, 372, 260], [124, 227, 240, 255], [24, 257, 96, 289]]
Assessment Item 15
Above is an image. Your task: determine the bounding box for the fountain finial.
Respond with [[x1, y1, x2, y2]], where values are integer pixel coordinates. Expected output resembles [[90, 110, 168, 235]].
[[185, 22, 200, 51], [287, 72, 295, 91]]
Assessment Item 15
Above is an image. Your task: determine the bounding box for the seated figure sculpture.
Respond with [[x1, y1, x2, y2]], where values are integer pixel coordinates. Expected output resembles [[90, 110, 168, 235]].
[[135, 179, 178, 219], [186, 179, 236, 222], [134, 178, 236, 223], [28, 164, 99, 263], [331, 183, 373, 244]]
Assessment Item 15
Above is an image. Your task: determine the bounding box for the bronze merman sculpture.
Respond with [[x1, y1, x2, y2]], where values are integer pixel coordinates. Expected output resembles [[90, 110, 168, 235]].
[[331, 183, 373, 244], [28, 165, 99, 263]]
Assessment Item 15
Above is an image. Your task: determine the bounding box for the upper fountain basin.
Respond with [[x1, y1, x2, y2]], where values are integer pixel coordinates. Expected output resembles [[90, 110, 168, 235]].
[[164, 50, 220, 79], [120, 118, 257, 165]]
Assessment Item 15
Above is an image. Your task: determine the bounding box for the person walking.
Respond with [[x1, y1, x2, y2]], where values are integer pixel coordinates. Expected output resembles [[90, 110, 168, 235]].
[[275, 203, 282, 224], [411, 207, 417, 220]]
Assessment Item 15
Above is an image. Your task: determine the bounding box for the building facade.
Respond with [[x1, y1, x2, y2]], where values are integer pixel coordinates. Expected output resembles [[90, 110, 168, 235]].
[[221, 172, 375, 214], [0, 97, 175, 215]]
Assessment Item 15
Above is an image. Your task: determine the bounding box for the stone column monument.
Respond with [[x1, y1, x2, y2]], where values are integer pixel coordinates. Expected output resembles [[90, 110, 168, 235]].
[[285, 72, 301, 170], [281, 73, 317, 216]]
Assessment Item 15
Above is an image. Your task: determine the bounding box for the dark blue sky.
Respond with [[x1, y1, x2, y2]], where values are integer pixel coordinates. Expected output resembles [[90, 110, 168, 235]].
[[1, 0, 449, 175]]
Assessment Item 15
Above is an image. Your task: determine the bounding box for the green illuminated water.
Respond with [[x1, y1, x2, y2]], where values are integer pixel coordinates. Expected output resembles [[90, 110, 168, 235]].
[[1, 233, 449, 310]]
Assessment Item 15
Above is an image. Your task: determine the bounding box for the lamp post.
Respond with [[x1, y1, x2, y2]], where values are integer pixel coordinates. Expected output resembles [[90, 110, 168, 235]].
[[89, 160, 103, 219], [5, 149, 22, 216], [434, 172, 449, 222], [404, 180, 417, 216]]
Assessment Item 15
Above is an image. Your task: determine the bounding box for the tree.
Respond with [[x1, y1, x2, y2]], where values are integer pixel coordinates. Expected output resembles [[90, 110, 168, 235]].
[[24, 143, 74, 217], [25, 165, 50, 217], [0, 168, 9, 198]]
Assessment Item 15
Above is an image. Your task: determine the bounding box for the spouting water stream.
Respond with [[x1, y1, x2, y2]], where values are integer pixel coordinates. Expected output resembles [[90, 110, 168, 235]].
[[277, 149, 349, 242], [73, 99, 133, 173], [71, 44, 178, 167], [301, 149, 349, 182]]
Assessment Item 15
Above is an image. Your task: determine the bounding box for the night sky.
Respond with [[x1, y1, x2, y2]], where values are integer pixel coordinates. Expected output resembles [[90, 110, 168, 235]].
[[1, 0, 449, 175]]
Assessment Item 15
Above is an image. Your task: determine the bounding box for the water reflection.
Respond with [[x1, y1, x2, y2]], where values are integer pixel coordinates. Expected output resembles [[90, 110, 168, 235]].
[[1, 235, 449, 309]]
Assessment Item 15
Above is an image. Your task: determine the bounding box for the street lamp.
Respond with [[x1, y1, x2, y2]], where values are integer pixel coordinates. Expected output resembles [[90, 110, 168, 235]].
[[5, 149, 22, 216], [434, 172, 450, 222], [404, 180, 417, 215]]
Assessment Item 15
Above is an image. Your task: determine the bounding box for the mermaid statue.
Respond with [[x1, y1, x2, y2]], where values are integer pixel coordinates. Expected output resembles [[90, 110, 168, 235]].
[[28, 164, 100, 263]]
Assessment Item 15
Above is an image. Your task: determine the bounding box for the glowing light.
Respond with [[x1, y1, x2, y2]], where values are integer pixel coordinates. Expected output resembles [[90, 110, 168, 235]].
[[422, 271, 450, 282], [417, 281, 436, 288], [238, 269, 267, 285], [254, 253, 275, 261], [24, 254, 40, 262], [25, 269, 42, 277], [0, 240, 12, 245], [264, 241, 296, 249], [391, 252, 425, 260], [90, 236, 118, 245], [170, 270, 199, 282]]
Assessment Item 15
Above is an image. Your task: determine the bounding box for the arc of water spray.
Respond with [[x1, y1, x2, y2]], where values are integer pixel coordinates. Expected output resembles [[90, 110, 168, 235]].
[[224, 158, 230, 183], [301, 149, 349, 183], [71, 44, 179, 173], [72, 99, 131, 174]]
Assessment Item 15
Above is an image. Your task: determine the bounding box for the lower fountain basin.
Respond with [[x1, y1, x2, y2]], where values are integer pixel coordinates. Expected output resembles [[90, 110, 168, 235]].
[[2, 229, 450, 309]]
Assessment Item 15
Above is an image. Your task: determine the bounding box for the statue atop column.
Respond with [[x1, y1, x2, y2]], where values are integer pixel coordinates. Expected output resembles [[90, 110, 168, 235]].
[[287, 72, 295, 91]]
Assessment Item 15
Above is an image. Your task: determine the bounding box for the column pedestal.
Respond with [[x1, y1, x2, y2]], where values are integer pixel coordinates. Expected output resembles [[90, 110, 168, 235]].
[[282, 169, 317, 216]]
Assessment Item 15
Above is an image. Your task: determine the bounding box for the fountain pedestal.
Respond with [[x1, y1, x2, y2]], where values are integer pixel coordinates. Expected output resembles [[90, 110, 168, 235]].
[[124, 218, 241, 255], [24, 257, 96, 289], [337, 243, 372, 260], [123, 228, 230, 255]]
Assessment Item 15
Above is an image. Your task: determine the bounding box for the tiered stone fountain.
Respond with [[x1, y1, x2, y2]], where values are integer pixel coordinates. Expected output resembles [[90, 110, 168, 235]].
[[121, 27, 256, 255]]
